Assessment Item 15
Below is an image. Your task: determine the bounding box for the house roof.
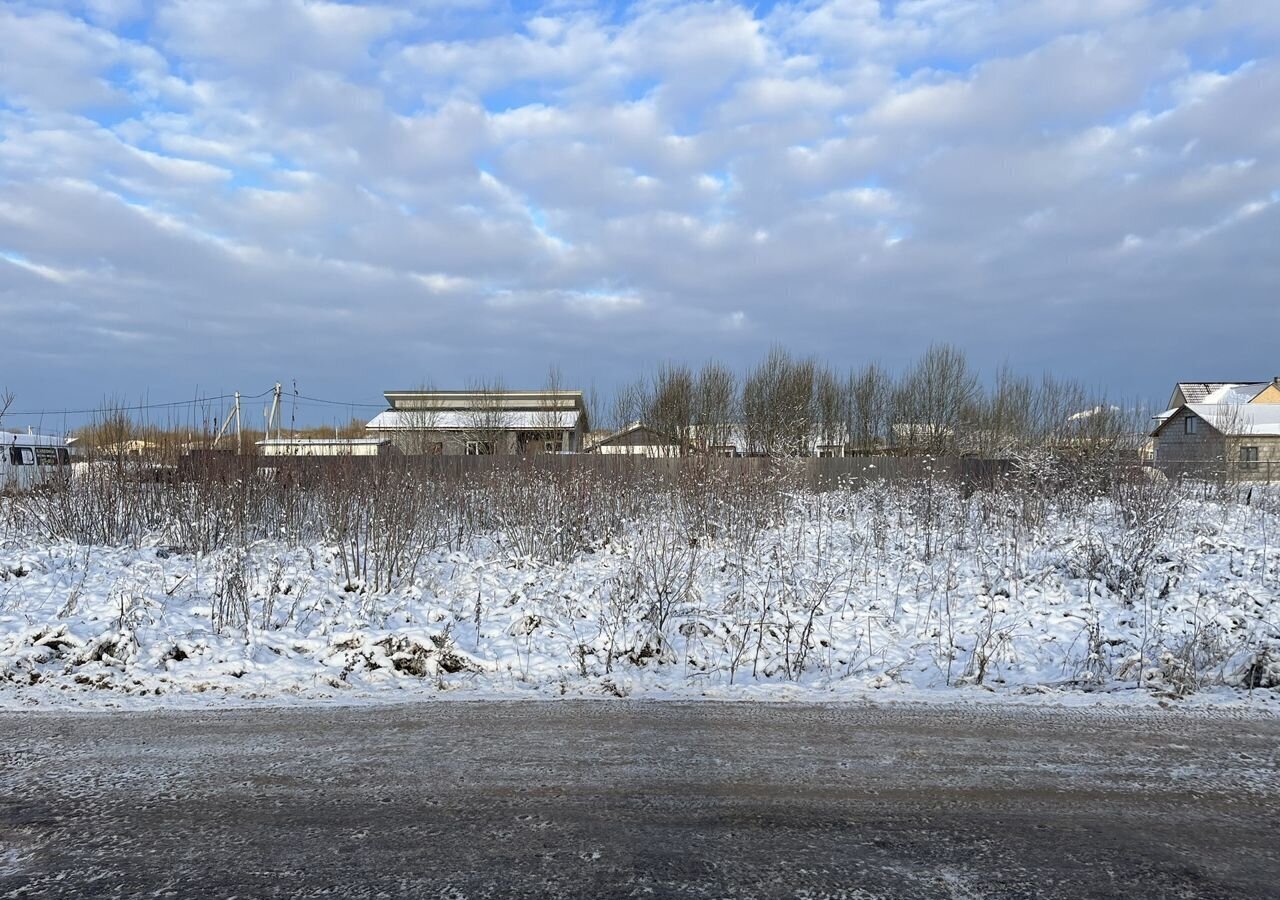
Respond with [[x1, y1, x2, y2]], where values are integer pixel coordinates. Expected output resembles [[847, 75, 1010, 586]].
[[1174, 383, 1236, 403], [1171, 381, 1273, 404], [587, 421, 682, 449], [258, 438, 388, 447], [366, 410, 580, 431], [383, 390, 585, 413], [1156, 404, 1280, 437], [1200, 383, 1271, 404], [1186, 404, 1280, 436]]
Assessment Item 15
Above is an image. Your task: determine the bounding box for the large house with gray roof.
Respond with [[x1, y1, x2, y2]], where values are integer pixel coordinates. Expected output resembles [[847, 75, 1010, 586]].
[[1151, 378, 1280, 480], [366, 389, 589, 455]]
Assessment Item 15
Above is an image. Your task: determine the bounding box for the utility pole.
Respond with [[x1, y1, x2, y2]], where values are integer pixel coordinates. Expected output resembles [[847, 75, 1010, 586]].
[[265, 383, 283, 441], [214, 391, 245, 454]]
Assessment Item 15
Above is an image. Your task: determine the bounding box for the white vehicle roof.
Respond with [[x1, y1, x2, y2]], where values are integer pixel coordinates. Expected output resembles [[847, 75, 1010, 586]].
[[0, 429, 70, 447]]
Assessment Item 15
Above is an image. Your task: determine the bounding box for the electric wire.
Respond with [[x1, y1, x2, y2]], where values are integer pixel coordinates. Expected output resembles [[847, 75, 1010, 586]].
[[6, 387, 277, 418]]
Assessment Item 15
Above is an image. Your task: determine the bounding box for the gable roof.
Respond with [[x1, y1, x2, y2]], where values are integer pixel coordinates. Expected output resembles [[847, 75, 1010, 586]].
[[1169, 381, 1271, 407], [1154, 404, 1280, 438], [1173, 382, 1238, 404], [586, 421, 683, 449], [1186, 404, 1280, 436]]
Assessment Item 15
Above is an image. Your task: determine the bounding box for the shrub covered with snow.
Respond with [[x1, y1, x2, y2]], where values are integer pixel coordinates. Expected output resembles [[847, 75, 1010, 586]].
[[0, 462, 1276, 705]]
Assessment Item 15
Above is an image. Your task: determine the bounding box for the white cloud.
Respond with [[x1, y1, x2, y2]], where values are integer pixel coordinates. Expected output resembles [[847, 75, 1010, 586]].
[[0, 0, 1278, 410]]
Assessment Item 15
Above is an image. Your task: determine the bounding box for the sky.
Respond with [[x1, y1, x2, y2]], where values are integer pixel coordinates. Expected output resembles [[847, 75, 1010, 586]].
[[0, 0, 1277, 429]]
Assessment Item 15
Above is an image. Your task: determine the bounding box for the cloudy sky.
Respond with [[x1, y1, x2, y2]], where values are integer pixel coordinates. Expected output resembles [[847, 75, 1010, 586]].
[[0, 0, 1277, 426]]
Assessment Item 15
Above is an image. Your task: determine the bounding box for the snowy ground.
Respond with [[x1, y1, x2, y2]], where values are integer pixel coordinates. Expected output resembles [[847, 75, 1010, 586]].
[[1, 478, 1278, 709]]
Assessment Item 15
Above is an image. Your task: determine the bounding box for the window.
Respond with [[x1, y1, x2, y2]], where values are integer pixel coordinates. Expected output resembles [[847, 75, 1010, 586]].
[[1184, 415, 1198, 435], [1240, 446, 1260, 470], [34, 447, 59, 466], [543, 440, 563, 453], [816, 445, 845, 459], [709, 446, 737, 458], [466, 440, 494, 456], [9, 447, 34, 466]]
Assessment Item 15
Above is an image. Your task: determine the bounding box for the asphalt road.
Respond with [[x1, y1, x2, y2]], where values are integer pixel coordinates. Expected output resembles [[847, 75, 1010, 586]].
[[1, 700, 1278, 899]]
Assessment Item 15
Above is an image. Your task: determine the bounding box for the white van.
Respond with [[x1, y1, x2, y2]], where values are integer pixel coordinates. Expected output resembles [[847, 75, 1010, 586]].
[[0, 429, 74, 491]]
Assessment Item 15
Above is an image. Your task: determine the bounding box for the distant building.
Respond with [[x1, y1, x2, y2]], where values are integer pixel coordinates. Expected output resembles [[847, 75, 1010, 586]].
[[1152, 378, 1280, 480], [257, 437, 395, 458], [588, 422, 856, 458], [101, 439, 159, 456], [586, 422, 685, 457], [366, 389, 589, 455]]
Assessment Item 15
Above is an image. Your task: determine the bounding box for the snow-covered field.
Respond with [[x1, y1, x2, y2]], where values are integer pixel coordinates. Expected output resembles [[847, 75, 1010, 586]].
[[1, 471, 1277, 709]]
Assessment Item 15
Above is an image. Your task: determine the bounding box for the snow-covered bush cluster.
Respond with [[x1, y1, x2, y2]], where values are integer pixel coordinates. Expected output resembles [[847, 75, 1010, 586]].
[[0, 461, 1277, 704]]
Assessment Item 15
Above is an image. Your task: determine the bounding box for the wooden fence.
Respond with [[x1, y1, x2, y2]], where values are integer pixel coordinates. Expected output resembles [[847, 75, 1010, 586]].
[[79, 451, 1279, 493], [228, 453, 1021, 492]]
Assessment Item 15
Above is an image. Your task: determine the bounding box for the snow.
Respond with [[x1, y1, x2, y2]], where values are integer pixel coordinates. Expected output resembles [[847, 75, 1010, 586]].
[[0, 430, 69, 448], [1201, 383, 1270, 405], [0, 479, 1277, 710], [1185, 403, 1280, 436]]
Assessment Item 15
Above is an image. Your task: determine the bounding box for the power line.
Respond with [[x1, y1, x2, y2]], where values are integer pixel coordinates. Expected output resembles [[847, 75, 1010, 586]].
[[293, 394, 386, 409], [7, 387, 276, 418], [5, 387, 387, 421]]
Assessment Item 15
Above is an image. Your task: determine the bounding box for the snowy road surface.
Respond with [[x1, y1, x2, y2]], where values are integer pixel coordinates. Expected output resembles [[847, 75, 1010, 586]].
[[2, 702, 1278, 899]]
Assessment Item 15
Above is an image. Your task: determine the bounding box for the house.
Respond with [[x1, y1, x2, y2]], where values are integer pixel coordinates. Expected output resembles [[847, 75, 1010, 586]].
[[588, 422, 853, 458], [586, 422, 685, 457], [1152, 378, 1280, 480], [100, 439, 160, 456], [1249, 381, 1280, 404], [365, 389, 589, 455], [257, 437, 395, 458], [688, 424, 747, 457], [890, 423, 955, 452]]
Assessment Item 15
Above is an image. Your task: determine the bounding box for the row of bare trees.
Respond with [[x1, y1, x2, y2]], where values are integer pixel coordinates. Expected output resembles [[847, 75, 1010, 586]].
[[2, 345, 1146, 462], [607, 344, 1148, 458]]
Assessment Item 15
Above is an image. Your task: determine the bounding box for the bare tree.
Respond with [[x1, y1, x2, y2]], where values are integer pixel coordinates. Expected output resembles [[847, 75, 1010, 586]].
[[781, 355, 817, 456], [847, 363, 893, 453], [645, 363, 694, 454], [463, 378, 508, 455], [978, 365, 1034, 456], [895, 344, 979, 453], [1031, 374, 1088, 450], [743, 346, 816, 457], [742, 351, 779, 456], [79, 399, 138, 458], [584, 380, 603, 437], [693, 361, 738, 453], [399, 382, 445, 456], [814, 366, 846, 454], [1215, 401, 1263, 480], [611, 377, 650, 432], [533, 365, 568, 453]]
